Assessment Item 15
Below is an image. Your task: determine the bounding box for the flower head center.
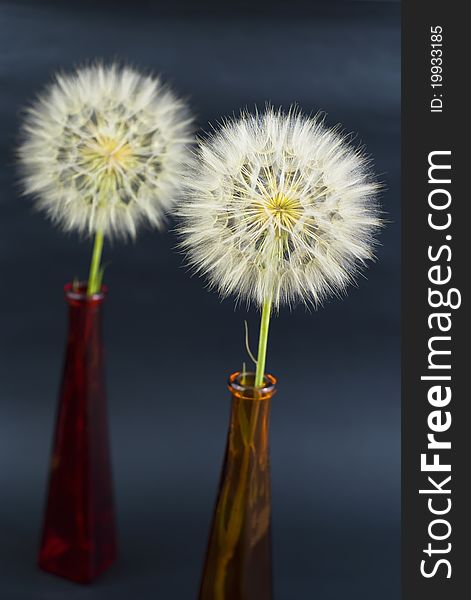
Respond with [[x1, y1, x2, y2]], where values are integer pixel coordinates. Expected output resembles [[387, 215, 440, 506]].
[[97, 136, 134, 168], [263, 193, 302, 233], [80, 135, 135, 177]]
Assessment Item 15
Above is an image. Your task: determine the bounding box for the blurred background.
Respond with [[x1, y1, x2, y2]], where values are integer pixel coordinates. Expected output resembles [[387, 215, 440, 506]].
[[0, 1, 400, 598]]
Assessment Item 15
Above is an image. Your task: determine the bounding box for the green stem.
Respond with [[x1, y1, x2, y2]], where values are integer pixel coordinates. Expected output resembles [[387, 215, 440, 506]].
[[255, 296, 272, 387], [87, 230, 104, 296]]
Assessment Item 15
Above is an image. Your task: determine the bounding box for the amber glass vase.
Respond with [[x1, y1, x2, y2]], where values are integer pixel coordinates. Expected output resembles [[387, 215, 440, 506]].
[[38, 283, 117, 583], [199, 371, 276, 600]]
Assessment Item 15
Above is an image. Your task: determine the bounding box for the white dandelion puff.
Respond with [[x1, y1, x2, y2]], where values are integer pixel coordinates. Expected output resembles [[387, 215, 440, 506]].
[[18, 63, 193, 239], [178, 108, 382, 309]]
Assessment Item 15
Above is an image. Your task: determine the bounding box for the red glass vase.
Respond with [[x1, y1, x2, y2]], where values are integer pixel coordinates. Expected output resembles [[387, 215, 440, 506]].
[[38, 283, 117, 583], [199, 371, 276, 600]]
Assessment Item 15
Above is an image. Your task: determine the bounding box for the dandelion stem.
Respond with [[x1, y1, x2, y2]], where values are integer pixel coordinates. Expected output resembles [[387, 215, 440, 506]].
[[255, 296, 272, 387], [87, 230, 104, 296]]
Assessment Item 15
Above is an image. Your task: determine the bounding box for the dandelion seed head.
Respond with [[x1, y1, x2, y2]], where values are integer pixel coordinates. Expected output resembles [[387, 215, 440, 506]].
[[18, 63, 193, 238], [178, 108, 382, 308]]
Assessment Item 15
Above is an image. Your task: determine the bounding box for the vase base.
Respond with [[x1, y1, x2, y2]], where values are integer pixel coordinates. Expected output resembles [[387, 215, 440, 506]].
[[38, 547, 116, 584]]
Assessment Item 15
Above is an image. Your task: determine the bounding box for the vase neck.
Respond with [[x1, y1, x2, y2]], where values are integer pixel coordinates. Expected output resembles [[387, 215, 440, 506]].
[[226, 372, 276, 457], [228, 394, 271, 457], [64, 282, 107, 309], [63, 282, 106, 349], [227, 371, 276, 401]]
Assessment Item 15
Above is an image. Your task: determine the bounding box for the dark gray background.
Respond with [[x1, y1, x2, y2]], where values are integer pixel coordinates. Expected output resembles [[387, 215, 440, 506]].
[[0, 1, 400, 598]]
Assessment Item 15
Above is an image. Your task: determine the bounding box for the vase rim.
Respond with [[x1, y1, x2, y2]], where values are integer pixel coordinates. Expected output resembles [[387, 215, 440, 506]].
[[64, 282, 107, 304], [228, 371, 277, 399]]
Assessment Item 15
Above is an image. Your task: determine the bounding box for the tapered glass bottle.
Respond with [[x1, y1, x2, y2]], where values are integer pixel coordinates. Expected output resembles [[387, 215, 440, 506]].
[[38, 283, 117, 583], [199, 371, 276, 600]]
